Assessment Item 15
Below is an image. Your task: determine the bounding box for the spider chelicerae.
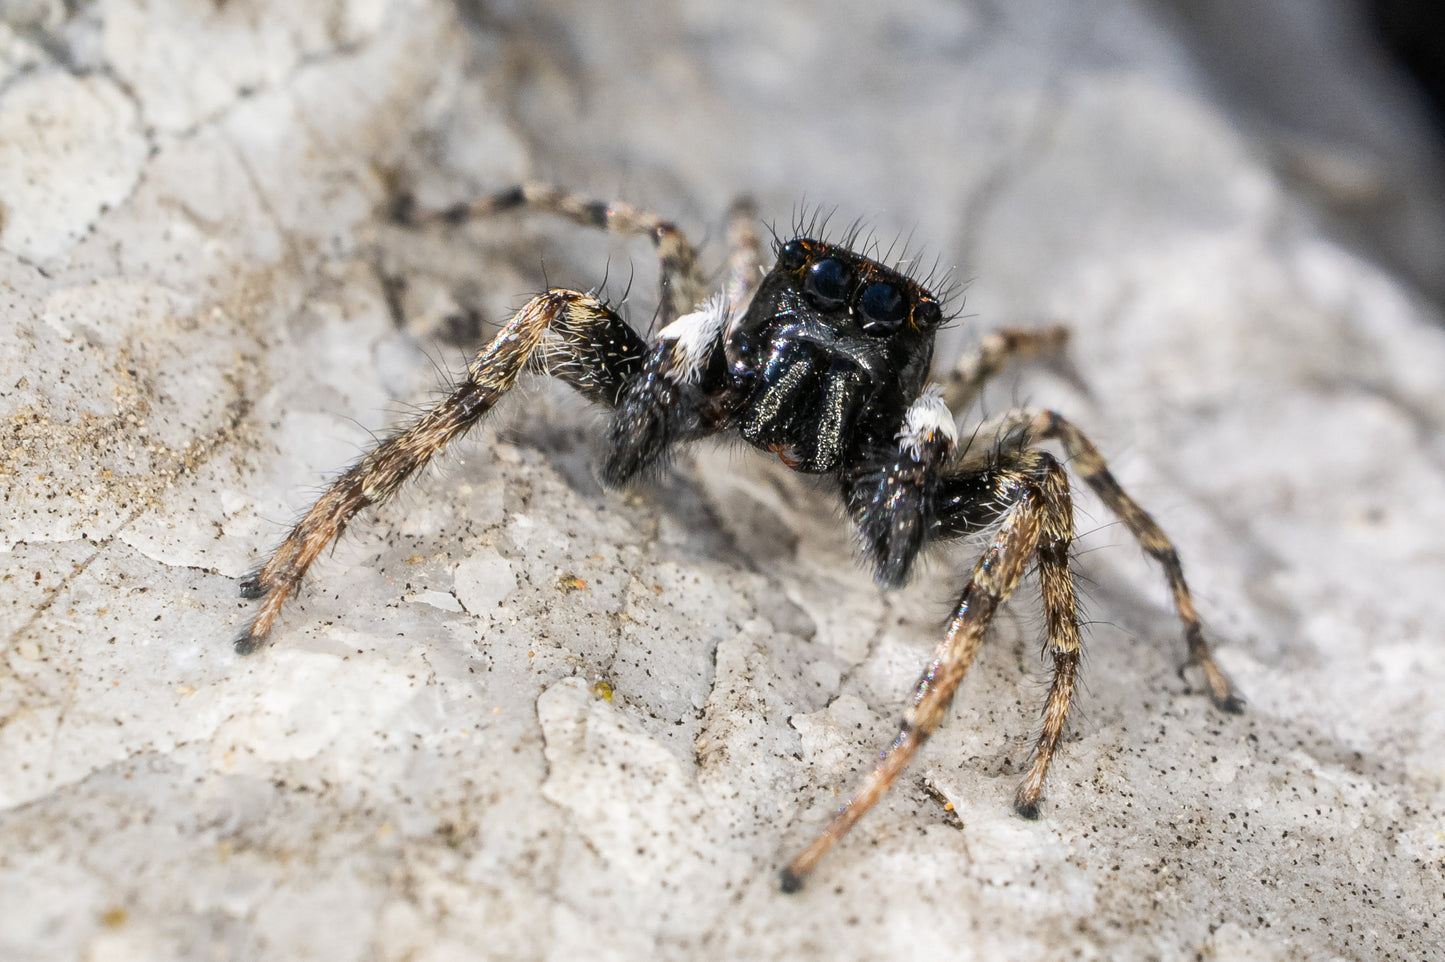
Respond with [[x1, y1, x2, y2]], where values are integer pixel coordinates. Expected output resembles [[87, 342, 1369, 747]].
[[237, 183, 1243, 891]]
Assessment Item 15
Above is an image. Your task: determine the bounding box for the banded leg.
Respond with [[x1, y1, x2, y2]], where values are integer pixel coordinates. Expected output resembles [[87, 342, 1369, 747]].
[[237, 291, 647, 654], [940, 325, 1070, 413], [724, 196, 764, 315], [790, 446, 1109, 887], [930, 447, 1087, 818], [976, 408, 1243, 711], [407, 182, 706, 325], [782, 463, 1052, 892], [1013, 456, 1082, 817]]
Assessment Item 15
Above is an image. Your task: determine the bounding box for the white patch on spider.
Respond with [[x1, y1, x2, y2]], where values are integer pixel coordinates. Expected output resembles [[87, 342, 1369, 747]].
[[896, 389, 958, 460], [659, 293, 729, 384]]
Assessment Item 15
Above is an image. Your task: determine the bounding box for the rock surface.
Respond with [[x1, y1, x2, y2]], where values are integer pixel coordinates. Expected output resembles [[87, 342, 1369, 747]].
[[2, 1, 1442, 959]]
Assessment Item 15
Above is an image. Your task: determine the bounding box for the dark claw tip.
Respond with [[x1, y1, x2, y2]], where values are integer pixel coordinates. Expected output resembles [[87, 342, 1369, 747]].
[[1014, 800, 1041, 820], [390, 192, 417, 225], [1216, 694, 1246, 715], [728, 195, 758, 218], [238, 577, 264, 600], [778, 868, 805, 894], [233, 633, 263, 656]]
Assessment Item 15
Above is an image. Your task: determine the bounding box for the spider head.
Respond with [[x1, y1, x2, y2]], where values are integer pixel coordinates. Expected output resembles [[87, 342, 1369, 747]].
[[725, 238, 946, 472]]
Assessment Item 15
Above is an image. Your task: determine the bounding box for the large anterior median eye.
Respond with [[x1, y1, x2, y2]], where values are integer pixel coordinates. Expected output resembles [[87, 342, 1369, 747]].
[[858, 282, 906, 335], [804, 258, 850, 310]]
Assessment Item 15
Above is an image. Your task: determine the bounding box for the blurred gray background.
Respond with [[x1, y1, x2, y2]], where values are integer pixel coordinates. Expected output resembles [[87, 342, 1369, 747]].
[[2, 1, 1443, 959]]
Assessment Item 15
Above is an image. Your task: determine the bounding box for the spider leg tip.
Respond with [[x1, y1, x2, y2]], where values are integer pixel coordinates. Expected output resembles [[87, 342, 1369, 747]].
[[233, 631, 265, 656], [390, 192, 417, 225], [778, 867, 805, 894], [1013, 799, 1041, 820], [1216, 693, 1246, 715], [238, 576, 265, 600], [441, 202, 471, 225]]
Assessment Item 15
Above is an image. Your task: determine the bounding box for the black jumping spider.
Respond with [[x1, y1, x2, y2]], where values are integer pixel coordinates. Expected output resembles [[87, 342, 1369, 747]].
[[238, 184, 1243, 891]]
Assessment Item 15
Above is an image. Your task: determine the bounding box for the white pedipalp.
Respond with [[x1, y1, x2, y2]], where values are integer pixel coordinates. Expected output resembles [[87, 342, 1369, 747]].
[[896, 388, 958, 460], [659, 292, 730, 385]]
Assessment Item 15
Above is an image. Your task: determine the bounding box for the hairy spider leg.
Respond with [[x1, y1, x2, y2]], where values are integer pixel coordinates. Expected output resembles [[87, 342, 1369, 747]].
[[236, 291, 648, 654], [407, 182, 706, 326], [954, 406, 1241, 714], [926, 436, 1091, 819], [1012, 455, 1082, 816], [782, 449, 1071, 892], [791, 391, 1242, 887], [939, 327, 1240, 709], [1013, 409, 1243, 712], [940, 325, 1071, 414]]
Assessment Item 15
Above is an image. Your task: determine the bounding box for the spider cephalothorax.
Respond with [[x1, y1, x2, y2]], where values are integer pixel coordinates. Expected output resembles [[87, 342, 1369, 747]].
[[238, 184, 1242, 892], [725, 239, 943, 474], [594, 236, 947, 491]]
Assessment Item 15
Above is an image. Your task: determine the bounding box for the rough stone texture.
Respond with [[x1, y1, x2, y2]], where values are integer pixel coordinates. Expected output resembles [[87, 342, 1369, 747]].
[[2, 1, 1443, 960]]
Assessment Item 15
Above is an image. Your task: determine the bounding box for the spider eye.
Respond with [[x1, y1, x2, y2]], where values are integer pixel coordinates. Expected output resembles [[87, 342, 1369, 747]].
[[776, 241, 807, 271], [858, 282, 906, 335], [804, 258, 850, 310], [914, 299, 942, 329]]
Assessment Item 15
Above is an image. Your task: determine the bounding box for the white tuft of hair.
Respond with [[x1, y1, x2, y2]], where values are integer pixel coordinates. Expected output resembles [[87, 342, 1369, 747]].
[[659, 293, 729, 385], [896, 389, 958, 460]]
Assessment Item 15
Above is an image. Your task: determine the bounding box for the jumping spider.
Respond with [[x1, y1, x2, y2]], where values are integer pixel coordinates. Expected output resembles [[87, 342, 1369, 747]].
[[238, 183, 1243, 891]]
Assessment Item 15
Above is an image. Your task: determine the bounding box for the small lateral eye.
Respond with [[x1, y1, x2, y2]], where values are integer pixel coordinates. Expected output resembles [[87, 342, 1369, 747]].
[[914, 299, 942, 329], [804, 258, 850, 310], [858, 282, 906, 335], [776, 241, 807, 271]]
